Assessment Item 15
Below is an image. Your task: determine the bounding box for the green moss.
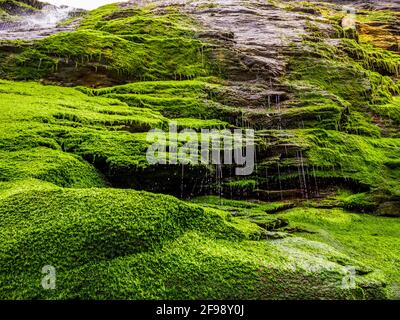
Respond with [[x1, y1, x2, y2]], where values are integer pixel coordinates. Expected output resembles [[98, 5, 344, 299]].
[[339, 192, 377, 213], [225, 180, 257, 192], [342, 39, 400, 77], [356, 10, 396, 24], [343, 111, 381, 137], [0, 188, 248, 273], [0, 3, 209, 83], [282, 27, 400, 197], [0, 79, 172, 187], [0, 147, 106, 188], [186, 198, 400, 299], [289, 41, 399, 107], [281, 82, 346, 130], [295, 129, 400, 196], [175, 118, 229, 130], [370, 96, 400, 125], [0, 0, 40, 14], [81, 78, 238, 120], [0, 79, 167, 129], [190, 196, 294, 217], [0, 187, 388, 300], [79, 5, 196, 38], [76, 3, 119, 29], [0, 0, 399, 300], [275, 207, 400, 298]]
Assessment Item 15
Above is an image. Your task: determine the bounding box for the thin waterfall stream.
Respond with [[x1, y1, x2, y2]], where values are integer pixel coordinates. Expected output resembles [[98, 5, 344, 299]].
[[0, 5, 81, 40]]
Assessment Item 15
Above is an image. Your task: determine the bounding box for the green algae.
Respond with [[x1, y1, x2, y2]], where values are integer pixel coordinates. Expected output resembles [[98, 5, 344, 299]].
[[189, 196, 400, 299], [0, 3, 209, 83], [295, 129, 400, 196], [0, 187, 389, 300], [275, 207, 400, 298], [81, 78, 238, 120], [0, 0, 399, 301], [0, 79, 168, 186], [342, 39, 400, 77]]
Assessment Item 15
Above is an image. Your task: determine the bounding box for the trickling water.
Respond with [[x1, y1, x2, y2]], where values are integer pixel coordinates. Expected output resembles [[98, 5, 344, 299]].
[[275, 94, 282, 130], [297, 150, 308, 199], [215, 164, 223, 202], [25, 6, 73, 28], [277, 162, 283, 200], [312, 165, 320, 197], [180, 164, 185, 198], [0, 5, 78, 40], [46, 1, 127, 10]]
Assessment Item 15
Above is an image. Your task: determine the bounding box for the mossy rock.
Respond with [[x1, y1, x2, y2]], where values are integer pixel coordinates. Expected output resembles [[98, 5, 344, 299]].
[[376, 201, 400, 217]]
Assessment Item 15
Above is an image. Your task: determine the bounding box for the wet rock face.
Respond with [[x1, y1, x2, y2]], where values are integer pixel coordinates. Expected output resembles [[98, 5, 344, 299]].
[[124, 0, 335, 129], [317, 0, 400, 11], [140, 0, 328, 82], [0, 0, 398, 203], [0, 0, 44, 15], [377, 201, 400, 217], [0, 3, 84, 40], [188, 0, 306, 80]]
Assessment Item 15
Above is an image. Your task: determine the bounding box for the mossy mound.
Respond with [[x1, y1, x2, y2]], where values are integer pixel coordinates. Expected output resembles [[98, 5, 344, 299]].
[[192, 195, 400, 299], [0, 3, 209, 85], [0, 79, 171, 187], [80, 78, 239, 121], [0, 187, 390, 299]]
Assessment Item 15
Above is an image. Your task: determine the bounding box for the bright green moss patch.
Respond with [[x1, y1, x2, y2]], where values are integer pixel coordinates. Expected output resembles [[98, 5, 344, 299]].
[[75, 3, 118, 29], [0, 0, 399, 301], [0, 188, 389, 299], [174, 118, 229, 130], [289, 41, 399, 107], [342, 39, 400, 77], [333, 191, 377, 213], [279, 82, 346, 130], [287, 38, 400, 139], [0, 79, 235, 193], [49, 232, 385, 300], [0, 79, 167, 132], [274, 207, 400, 298], [78, 3, 197, 37], [225, 179, 257, 192], [296, 129, 400, 196], [282, 27, 400, 198], [0, 147, 106, 188], [0, 0, 41, 14], [0, 79, 171, 186], [0, 188, 250, 274], [80, 78, 238, 120]]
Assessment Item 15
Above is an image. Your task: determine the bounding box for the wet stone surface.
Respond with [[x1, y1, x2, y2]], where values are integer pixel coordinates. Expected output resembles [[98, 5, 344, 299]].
[[0, 5, 83, 40]]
